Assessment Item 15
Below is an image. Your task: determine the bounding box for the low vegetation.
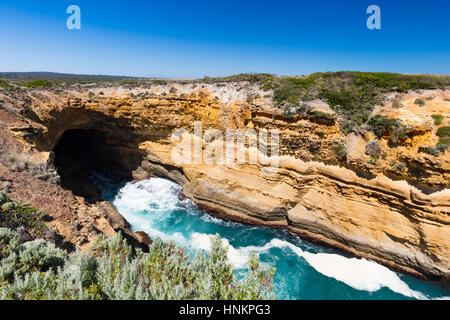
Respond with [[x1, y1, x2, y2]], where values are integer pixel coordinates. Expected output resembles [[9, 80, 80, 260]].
[[25, 80, 53, 89], [0, 79, 12, 91], [202, 72, 448, 137], [414, 98, 425, 107], [423, 146, 441, 157], [418, 124, 449, 156], [438, 137, 450, 147], [436, 126, 450, 150], [0, 191, 45, 236], [436, 126, 450, 137], [334, 143, 347, 161], [366, 115, 399, 137], [365, 140, 381, 161], [432, 114, 444, 125], [396, 162, 407, 171], [0, 228, 275, 300], [365, 115, 412, 145], [220, 72, 449, 136]]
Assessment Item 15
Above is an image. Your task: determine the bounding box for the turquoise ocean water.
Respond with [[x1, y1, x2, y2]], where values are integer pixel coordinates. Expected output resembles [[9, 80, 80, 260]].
[[94, 175, 450, 300]]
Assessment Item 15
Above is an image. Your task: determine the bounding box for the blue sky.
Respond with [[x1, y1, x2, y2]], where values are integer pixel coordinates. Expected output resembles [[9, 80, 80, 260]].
[[0, 0, 449, 77]]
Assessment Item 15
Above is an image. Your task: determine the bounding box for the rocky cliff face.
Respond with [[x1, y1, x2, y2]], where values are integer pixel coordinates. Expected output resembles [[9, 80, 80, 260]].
[[0, 80, 449, 281]]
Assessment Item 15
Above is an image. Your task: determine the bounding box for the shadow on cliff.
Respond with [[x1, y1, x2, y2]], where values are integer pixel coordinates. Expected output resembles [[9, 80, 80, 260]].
[[53, 128, 143, 202]]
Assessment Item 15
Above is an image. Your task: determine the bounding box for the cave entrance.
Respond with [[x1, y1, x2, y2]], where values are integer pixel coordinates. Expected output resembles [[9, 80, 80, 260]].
[[53, 129, 130, 200]]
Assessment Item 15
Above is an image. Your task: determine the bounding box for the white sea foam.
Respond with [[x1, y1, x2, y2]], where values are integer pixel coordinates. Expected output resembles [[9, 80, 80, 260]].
[[189, 235, 426, 299], [113, 179, 177, 213], [234, 239, 426, 299], [112, 179, 188, 243], [111, 177, 429, 300]]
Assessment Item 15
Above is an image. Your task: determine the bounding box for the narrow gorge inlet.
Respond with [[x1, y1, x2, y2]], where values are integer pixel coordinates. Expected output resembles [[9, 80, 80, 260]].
[[95, 175, 450, 300]]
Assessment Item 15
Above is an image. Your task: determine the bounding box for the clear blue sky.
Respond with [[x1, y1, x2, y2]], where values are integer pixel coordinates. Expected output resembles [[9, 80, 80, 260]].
[[0, 0, 449, 78]]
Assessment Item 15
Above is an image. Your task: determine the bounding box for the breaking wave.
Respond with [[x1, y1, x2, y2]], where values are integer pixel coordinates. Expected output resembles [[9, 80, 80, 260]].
[[97, 177, 448, 300]]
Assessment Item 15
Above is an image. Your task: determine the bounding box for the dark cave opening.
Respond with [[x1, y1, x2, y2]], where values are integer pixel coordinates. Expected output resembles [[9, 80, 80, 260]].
[[53, 129, 132, 200]]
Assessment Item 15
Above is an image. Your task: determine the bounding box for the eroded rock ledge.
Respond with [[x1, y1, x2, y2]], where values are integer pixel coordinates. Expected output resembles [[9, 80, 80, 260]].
[[0, 84, 449, 281]]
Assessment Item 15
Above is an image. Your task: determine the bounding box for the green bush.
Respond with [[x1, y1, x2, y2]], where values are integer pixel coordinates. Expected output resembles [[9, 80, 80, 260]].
[[25, 80, 53, 89], [423, 146, 440, 157], [352, 72, 447, 90], [169, 87, 178, 94], [432, 114, 444, 125], [438, 137, 450, 146], [389, 125, 410, 144], [0, 79, 12, 91], [341, 119, 355, 134], [334, 143, 347, 161], [414, 98, 425, 107], [151, 79, 168, 85], [120, 80, 139, 86], [436, 126, 450, 137], [367, 115, 399, 137], [309, 110, 334, 120], [0, 191, 45, 235], [396, 162, 407, 171], [437, 143, 448, 152], [0, 229, 275, 300]]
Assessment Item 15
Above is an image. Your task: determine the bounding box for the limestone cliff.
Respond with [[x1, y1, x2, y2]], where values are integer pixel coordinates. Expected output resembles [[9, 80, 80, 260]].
[[0, 78, 449, 281]]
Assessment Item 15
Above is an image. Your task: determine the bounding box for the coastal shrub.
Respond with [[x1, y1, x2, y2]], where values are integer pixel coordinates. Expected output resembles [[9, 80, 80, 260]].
[[436, 126, 450, 137], [272, 79, 303, 106], [396, 162, 407, 171], [25, 80, 53, 89], [120, 80, 139, 86], [334, 143, 347, 161], [438, 137, 450, 147], [437, 143, 448, 152], [351, 72, 447, 91], [202, 73, 274, 85], [414, 98, 425, 107], [308, 110, 334, 120], [389, 124, 410, 144], [0, 229, 275, 300], [367, 115, 399, 138], [432, 114, 444, 125], [423, 146, 440, 157], [0, 191, 45, 236], [169, 87, 178, 94], [0, 235, 66, 285], [0, 79, 12, 91], [369, 153, 379, 165], [365, 140, 381, 160], [151, 80, 168, 85], [340, 119, 356, 134], [273, 73, 449, 129]]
